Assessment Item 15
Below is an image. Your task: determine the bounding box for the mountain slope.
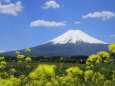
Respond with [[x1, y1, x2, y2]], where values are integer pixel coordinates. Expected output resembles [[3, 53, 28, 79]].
[[0, 30, 108, 57]]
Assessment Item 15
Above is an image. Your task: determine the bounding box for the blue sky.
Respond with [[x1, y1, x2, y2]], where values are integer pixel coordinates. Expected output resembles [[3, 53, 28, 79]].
[[0, 0, 115, 52]]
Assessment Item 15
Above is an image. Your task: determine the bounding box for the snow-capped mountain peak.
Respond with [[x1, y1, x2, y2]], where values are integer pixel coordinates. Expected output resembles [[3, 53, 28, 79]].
[[50, 30, 107, 44]]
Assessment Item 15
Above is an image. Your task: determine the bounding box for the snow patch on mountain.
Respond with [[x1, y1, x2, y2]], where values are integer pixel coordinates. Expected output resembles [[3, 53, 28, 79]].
[[50, 30, 107, 44]]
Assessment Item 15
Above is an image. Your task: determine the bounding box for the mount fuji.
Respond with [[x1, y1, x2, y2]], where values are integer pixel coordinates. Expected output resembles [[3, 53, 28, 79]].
[[0, 30, 108, 57]]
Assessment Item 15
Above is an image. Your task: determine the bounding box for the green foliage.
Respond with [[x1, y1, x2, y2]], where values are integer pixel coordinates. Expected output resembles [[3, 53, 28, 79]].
[[0, 44, 115, 86]]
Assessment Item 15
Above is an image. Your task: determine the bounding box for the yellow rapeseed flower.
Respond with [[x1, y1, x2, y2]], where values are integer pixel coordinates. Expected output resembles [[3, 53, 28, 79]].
[[0, 56, 5, 61], [86, 54, 101, 64], [10, 69, 16, 73], [17, 55, 25, 60], [29, 64, 56, 79], [16, 51, 20, 55], [97, 51, 110, 63], [25, 57, 32, 62], [108, 43, 115, 53], [84, 70, 93, 81], [0, 65, 5, 69], [25, 48, 31, 52], [18, 60, 23, 64], [0, 61, 7, 65], [66, 66, 83, 77]]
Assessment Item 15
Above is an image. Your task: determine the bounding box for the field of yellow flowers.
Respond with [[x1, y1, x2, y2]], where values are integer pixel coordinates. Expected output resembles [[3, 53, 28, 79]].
[[0, 43, 115, 86]]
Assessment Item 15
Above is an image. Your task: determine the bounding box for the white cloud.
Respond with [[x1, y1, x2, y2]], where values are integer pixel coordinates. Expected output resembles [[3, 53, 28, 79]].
[[0, 1, 23, 16], [42, 1, 60, 9], [30, 20, 66, 27], [110, 34, 115, 37], [82, 11, 115, 20], [74, 21, 81, 24]]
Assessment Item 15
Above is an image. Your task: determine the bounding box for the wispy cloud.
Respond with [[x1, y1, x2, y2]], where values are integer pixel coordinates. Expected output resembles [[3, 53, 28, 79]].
[[41, 1, 60, 9], [5, 0, 11, 3], [0, 50, 5, 53], [82, 11, 115, 20], [30, 20, 66, 27], [0, 1, 23, 16], [110, 34, 115, 37], [74, 21, 81, 24]]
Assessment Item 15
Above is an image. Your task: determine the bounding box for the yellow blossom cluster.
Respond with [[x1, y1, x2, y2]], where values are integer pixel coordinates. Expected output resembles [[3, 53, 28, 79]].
[[0, 56, 5, 61], [108, 43, 115, 53], [25, 57, 32, 62], [0, 44, 115, 86], [66, 66, 83, 76], [0, 75, 21, 86], [0, 56, 6, 69], [25, 48, 31, 52], [86, 51, 112, 65], [16, 51, 20, 55], [10, 69, 16, 73], [29, 64, 58, 86], [16, 48, 32, 64]]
